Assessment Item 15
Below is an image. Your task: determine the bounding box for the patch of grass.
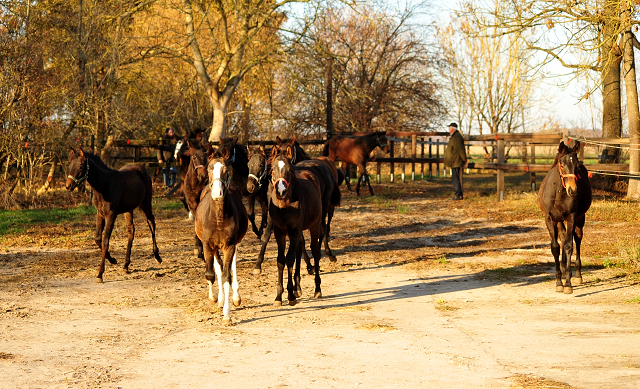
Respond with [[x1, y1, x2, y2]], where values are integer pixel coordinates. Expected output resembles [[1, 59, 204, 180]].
[[0, 205, 95, 237], [628, 296, 640, 304], [603, 258, 621, 268], [590, 200, 640, 223], [435, 299, 459, 311], [508, 374, 572, 388], [397, 204, 410, 214], [617, 237, 640, 271]]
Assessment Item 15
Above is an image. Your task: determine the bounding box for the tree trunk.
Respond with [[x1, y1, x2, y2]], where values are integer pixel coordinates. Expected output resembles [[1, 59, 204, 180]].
[[209, 102, 227, 142], [601, 2, 623, 162], [623, 19, 640, 199]]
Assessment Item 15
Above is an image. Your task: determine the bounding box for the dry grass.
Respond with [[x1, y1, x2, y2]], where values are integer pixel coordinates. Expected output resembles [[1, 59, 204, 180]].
[[509, 374, 573, 388], [355, 323, 397, 331]]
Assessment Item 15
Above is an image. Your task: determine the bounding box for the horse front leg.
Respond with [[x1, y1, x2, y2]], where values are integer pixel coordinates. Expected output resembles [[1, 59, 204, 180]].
[[95, 214, 116, 265], [247, 195, 261, 239], [286, 229, 301, 306], [573, 215, 586, 285], [561, 215, 576, 294], [544, 216, 562, 292], [123, 212, 135, 274], [273, 228, 287, 306], [141, 205, 162, 264], [96, 215, 117, 282], [295, 237, 303, 297], [204, 246, 218, 304], [254, 215, 273, 275], [301, 234, 313, 276]]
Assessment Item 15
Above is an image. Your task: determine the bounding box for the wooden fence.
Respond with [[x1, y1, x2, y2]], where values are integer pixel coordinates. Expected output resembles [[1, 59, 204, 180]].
[[104, 130, 634, 201]]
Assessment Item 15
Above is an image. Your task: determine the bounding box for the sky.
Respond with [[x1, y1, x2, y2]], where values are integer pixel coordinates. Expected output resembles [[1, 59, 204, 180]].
[[427, 0, 601, 132]]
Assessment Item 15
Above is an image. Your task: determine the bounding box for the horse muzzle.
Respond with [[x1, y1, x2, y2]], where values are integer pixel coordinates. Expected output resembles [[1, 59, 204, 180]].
[[273, 177, 289, 199]]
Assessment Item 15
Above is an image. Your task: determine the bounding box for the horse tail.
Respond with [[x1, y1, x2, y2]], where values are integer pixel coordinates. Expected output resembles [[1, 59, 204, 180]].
[[330, 181, 341, 208], [336, 167, 345, 186], [322, 140, 330, 157]]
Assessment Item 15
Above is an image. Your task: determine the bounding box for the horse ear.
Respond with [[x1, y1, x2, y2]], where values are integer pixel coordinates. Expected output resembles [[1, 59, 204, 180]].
[[69, 147, 76, 161], [270, 145, 279, 159], [571, 140, 581, 153], [222, 145, 230, 160], [290, 135, 297, 145], [259, 144, 265, 154], [79, 148, 85, 157], [276, 136, 282, 145], [285, 145, 294, 160], [558, 141, 567, 154]]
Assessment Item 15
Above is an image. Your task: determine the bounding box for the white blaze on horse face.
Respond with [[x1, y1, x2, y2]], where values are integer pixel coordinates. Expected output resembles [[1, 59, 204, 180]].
[[276, 160, 287, 196], [211, 162, 225, 198], [174, 140, 183, 160]]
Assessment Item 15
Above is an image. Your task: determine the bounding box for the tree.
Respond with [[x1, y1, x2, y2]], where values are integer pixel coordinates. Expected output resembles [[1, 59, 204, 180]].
[[273, 3, 443, 136], [436, 1, 542, 136]]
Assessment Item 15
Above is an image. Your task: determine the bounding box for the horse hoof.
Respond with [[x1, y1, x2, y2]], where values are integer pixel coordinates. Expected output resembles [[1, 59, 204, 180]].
[[314, 291, 322, 299], [222, 317, 233, 326], [273, 300, 282, 307], [193, 249, 199, 256], [288, 299, 297, 306], [573, 277, 583, 285], [556, 285, 564, 293], [306, 268, 314, 276], [252, 268, 262, 275], [563, 286, 573, 294], [107, 257, 117, 265], [294, 290, 301, 298], [123, 268, 131, 274], [233, 297, 241, 307], [217, 301, 224, 309], [328, 255, 337, 262], [154, 253, 162, 264], [95, 277, 104, 284]]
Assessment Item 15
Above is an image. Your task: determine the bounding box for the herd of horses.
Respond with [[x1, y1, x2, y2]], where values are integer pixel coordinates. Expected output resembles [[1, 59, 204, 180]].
[[65, 131, 592, 324]]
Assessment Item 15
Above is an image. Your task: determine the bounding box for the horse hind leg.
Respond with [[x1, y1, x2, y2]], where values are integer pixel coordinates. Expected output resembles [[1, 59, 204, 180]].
[[254, 215, 273, 275], [323, 209, 337, 262], [342, 162, 352, 191], [310, 227, 324, 299], [141, 202, 162, 264], [123, 212, 135, 274]]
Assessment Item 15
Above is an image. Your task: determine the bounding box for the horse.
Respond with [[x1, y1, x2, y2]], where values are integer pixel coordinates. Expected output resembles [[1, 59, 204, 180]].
[[252, 136, 341, 275], [66, 148, 161, 282], [246, 144, 271, 239], [194, 150, 248, 325], [537, 140, 592, 294], [322, 131, 390, 195], [268, 144, 325, 306], [182, 141, 213, 261]]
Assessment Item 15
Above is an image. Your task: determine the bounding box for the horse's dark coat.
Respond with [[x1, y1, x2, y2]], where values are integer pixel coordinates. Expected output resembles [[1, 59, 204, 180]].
[[537, 141, 592, 294], [66, 148, 161, 281]]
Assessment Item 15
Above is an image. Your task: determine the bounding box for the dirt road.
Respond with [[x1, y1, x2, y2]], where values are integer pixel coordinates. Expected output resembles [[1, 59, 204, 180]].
[[1, 185, 639, 388]]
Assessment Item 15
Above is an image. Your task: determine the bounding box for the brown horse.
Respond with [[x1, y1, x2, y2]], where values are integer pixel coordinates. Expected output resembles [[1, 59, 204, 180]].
[[269, 144, 324, 306], [246, 144, 271, 239], [538, 141, 592, 294], [253, 136, 341, 275], [194, 150, 248, 324], [182, 141, 212, 260], [66, 148, 161, 282], [323, 131, 390, 195]]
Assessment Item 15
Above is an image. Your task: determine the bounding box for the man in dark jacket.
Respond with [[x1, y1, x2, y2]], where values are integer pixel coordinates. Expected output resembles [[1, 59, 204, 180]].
[[157, 127, 178, 188], [444, 122, 467, 200]]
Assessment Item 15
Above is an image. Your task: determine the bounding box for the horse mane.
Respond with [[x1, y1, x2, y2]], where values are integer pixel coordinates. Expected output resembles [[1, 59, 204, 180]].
[[82, 150, 114, 171]]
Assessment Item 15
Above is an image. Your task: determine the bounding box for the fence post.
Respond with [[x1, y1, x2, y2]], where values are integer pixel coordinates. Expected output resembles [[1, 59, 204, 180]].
[[421, 137, 425, 180], [563, 128, 569, 144], [389, 140, 395, 183], [411, 135, 417, 181], [428, 137, 433, 179], [530, 143, 536, 192], [497, 138, 505, 201], [436, 139, 440, 178], [376, 161, 381, 184], [401, 141, 406, 183]]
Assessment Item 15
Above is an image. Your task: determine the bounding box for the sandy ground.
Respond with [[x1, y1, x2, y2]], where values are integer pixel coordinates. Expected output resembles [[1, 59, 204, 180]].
[[1, 182, 640, 389]]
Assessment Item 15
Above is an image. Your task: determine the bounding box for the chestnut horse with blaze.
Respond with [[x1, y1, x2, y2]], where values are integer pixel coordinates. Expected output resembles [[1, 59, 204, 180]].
[[194, 150, 248, 325], [538, 141, 591, 294]]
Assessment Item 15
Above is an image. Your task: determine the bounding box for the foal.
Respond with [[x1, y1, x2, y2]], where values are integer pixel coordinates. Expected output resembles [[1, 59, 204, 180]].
[[66, 148, 161, 282], [183, 142, 212, 260], [194, 151, 248, 324], [538, 141, 592, 294], [269, 146, 324, 306]]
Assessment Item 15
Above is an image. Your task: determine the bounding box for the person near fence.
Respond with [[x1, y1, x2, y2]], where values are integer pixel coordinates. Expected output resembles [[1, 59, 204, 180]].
[[444, 122, 467, 200], [157, 127, 179, 188]]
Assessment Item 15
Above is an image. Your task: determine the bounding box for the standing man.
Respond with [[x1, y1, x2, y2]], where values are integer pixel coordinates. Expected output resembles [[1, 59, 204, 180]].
[[157, 127, 178, 188], [444, 122, 467, 200]]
